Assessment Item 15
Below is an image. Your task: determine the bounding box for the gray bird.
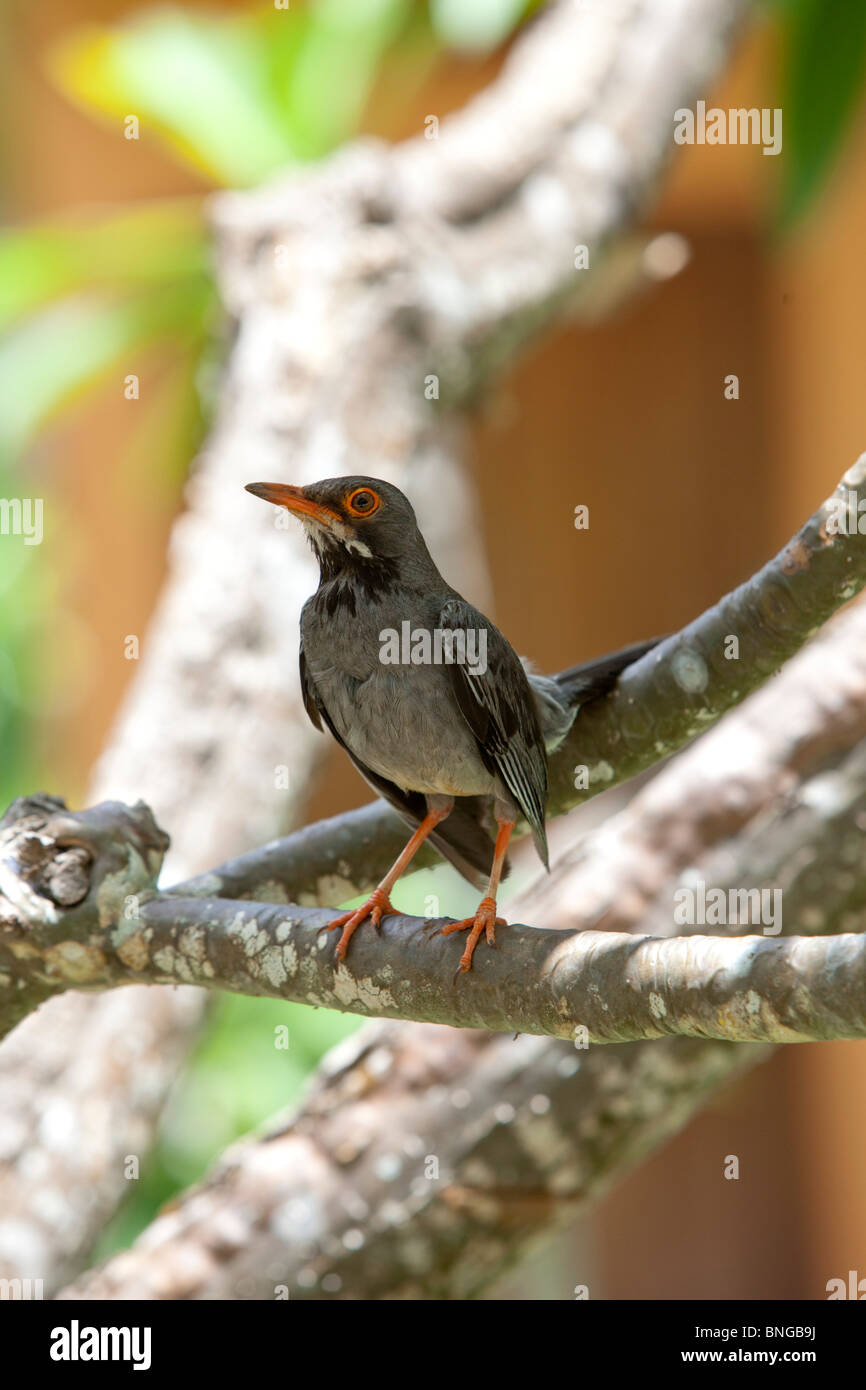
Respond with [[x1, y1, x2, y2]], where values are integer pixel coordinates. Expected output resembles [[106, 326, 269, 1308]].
[[245, 476, 660, 971]]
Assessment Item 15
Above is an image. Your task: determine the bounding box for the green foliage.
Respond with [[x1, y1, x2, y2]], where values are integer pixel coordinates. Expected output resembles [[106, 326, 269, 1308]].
[[277, 0, 417, 161], [772, 0, 866, 228], [50, 0, 414, 185], [0, 197, 213, 468], [0, 203, 213, 809], [0, 202, 208, 331], [0, 2, 428, 470], [0, 279, 213, 455]]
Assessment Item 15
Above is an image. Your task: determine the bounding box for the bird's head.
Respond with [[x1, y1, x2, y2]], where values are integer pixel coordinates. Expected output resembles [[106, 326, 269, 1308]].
[[244, 476, 432, 577]]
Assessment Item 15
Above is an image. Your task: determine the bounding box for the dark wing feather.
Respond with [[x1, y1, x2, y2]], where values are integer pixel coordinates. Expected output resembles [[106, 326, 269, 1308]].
[[299, 643, 324, 732], [299, 641, 490, 888], [439, 597, 549, 867]]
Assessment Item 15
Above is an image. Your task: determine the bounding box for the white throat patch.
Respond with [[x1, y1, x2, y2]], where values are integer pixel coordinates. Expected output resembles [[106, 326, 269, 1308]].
[[304, 516, 373, 559]]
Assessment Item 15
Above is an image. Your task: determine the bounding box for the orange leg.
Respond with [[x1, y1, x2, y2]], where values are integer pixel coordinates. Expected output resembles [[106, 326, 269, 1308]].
[[439, 818, 515, 973], [326, 801, 453, 962]]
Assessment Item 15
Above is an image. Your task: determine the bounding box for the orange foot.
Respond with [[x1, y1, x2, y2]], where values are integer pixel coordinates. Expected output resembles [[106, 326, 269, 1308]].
[[438, 895, 506, 974], [323, 886, 395, 962]]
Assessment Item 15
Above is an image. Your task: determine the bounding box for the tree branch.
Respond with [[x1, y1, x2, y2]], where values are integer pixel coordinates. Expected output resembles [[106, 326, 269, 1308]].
[[5, 789, 866, 1045], [38, 893, 866, 1045]]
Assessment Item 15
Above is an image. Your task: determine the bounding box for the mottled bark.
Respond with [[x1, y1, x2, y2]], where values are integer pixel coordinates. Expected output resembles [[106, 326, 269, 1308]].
[[5, 748, 866, 1046], [60, 1029, 765, 1301], [0, 989, 201, 1291]]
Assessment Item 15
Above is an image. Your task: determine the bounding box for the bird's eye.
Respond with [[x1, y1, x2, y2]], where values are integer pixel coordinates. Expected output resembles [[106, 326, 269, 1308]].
[[346, 487, 380, 517]]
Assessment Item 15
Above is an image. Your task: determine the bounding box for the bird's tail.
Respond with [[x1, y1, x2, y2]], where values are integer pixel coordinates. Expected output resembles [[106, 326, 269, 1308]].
[[554, 634, 666, 708], [528, 635, 667, 754]]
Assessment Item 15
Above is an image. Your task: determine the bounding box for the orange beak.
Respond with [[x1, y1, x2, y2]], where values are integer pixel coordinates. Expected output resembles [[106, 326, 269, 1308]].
[[244, 481, 341, 529]]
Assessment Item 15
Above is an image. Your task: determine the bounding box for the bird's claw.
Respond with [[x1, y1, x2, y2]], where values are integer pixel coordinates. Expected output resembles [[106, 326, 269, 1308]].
[[323, 887, 395, 961], [437, 896, 506, 974]]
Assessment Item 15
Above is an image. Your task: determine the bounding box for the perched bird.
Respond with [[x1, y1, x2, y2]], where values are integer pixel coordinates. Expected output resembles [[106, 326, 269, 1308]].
[[245, 476, 660, 971]]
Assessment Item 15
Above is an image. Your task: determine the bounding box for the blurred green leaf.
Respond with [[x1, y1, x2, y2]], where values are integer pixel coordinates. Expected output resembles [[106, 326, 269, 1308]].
[[43, 1, 542, 187], [776, 0, 866, 228], [0, 201, 207, 331], [48, 1, 413, 186], [50, 10, 298, 186], [282, 0, 412, 160], [0, 280, 212, 453]]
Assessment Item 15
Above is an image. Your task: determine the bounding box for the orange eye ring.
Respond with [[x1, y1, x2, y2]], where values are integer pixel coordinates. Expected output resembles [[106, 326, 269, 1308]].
[[346, 487, 381, 517]]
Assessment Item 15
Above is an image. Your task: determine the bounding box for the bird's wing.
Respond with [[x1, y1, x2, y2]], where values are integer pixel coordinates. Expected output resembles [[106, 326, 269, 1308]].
[[299, 641, 325, 733], [299, 641, 490, 888], [438, 597, 549, 867]]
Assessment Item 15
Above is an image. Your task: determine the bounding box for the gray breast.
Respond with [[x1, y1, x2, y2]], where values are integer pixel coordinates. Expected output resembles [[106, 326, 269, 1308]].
[[302, 596, 496, 798]]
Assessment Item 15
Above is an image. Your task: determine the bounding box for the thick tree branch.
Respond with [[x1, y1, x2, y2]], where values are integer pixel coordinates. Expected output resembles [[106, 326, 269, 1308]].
[[5, 789, 866, 1045], [0, 988, 202, 1288], [532, 602, 866, 940], [25, 890, 866, 1046], [62, 1026, 763, 1302]]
